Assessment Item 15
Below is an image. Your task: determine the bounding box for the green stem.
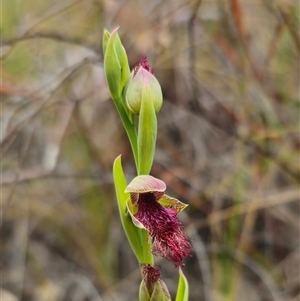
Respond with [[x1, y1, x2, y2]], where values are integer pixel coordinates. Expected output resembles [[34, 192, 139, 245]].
[[113, 96, 139, 170], [141, 229, 154, 265]]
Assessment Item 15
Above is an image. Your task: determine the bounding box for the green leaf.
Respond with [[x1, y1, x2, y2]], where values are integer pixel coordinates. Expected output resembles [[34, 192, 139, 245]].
[[102, 29, 110, 55], [175, 268, 189, 301], [104, 29, 121, 100], [113, 156, 154, 265], [113, 155, 144, 262], [113, 33, 131, 93], [139, 280, 151, 301], [152, 280, 172, 301], [138, 95, 157, 175], [103, 29, 138, 168], [103, 28, 131, 120], [113, 98, 139, 171], [139, 279, 171, 301]]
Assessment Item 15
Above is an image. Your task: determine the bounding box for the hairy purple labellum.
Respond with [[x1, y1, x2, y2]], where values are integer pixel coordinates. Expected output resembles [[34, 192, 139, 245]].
[[134, 193, 191, 267], [125, 175, 191, 267]]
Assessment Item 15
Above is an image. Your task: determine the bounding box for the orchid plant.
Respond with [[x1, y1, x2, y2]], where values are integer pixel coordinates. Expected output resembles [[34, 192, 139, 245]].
[[103, 27, 191, 301]]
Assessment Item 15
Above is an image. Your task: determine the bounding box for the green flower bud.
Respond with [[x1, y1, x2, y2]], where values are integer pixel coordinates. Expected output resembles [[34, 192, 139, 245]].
[[103, 28, 131, 100], [125, 57, 163, 115], [139, 265, 171, 301], [125, 57, 163, 175]]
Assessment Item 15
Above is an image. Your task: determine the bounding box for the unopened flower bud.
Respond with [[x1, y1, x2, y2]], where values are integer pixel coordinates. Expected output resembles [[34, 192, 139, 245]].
[[126, 57, 163, 115], [103, 27, 131, 100], [125, 57, 163, 175], [139, 265, 171, 301]]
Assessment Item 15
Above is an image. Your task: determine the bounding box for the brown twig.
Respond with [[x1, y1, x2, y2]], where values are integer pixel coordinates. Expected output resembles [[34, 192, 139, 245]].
[[230, 0, 264, 81], [278, 6, 300, 53], [1, 57, 99, 150], [194, 188, 299, 229], [187, 0, 202, 99], [1, 33, 98, 53]]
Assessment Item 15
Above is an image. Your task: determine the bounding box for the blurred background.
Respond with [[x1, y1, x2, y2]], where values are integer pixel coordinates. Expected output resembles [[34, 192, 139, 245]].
[[1, 0, 299, 300]]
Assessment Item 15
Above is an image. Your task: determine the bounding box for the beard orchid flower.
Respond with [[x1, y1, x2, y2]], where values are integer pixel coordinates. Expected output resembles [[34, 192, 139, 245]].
[[125, 175, 191, 267]]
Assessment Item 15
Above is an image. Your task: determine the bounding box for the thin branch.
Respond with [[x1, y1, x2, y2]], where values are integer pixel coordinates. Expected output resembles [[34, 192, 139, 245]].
[[1, 57, 99, 149], [246, 139, 300, 182], [230, 0, 264, 81], [1, 32, 99, 53], [187, 0, 202, 99], [194, 188, 299, 229], [184, 211, 212, 301], [2, 104, 75, 193], [21, 0, 88, 37], [1, 170, 111, 185], [278, 6, 300, 53]]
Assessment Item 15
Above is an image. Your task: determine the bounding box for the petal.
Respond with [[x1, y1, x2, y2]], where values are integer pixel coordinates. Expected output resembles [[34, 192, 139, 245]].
[[127, 198, 144, 229], [130, 192, 139, 206], [139, 280, 151, 301], [158, 195, 188, 215], [125, 175, 166, 194]]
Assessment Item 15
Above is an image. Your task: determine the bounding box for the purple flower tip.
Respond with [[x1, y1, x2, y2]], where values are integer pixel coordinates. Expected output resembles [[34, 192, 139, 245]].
[[134, 56, 155, 76], [142, 264, 161, 285]]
